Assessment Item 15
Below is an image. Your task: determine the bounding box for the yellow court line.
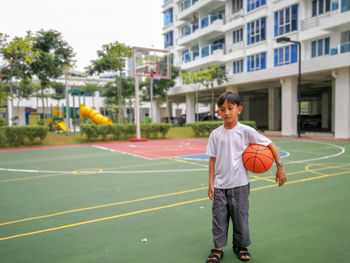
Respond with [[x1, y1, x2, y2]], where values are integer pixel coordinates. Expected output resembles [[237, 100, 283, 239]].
[[167, 157, 208, 168], [0, 198, 208, 242], [0, 173, 70, 183], [0, 187, 207, 227], [1, 169, 349, 242], [250, 175, 276, 183]]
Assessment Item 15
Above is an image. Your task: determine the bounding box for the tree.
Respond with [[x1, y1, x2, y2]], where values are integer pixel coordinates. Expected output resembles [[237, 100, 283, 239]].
[[30, 30, 75, 123], [102, 76, 134, 122], [50, 81, 65, 106], [181, 69, 207, 122], [86, 41, 132, 123], [200, 65, 227, 120], [14, 78, 37, 118], [0, 31, 39, 125]]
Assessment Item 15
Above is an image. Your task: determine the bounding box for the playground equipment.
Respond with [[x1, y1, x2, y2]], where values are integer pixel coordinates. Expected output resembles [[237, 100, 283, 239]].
[[45, 118, 70, 133], [80, 104, 113, 125]]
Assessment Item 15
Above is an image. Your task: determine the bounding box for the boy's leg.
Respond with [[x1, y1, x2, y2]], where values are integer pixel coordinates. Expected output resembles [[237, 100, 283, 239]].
[[212, 188, 230, 248], [227, 184, 251, 248]]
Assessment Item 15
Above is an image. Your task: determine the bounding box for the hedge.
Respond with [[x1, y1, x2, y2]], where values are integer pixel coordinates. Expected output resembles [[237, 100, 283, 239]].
[[187, 121, 257, 136], [0, 126, 49, 147], [80, 123, 172, 141]]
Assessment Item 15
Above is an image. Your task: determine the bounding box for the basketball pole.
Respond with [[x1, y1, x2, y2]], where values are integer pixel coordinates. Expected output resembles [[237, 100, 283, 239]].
[[135, 77, 141, 139], [150, 76, 154, 123]]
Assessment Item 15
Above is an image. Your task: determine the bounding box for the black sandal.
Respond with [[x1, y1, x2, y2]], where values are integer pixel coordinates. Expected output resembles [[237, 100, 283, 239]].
[[233, 246, 251, 262], [206, 248, 224, 263]]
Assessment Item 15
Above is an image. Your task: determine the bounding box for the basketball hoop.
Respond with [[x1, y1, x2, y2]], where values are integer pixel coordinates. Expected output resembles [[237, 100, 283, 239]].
[[145, 62, 162, 78]]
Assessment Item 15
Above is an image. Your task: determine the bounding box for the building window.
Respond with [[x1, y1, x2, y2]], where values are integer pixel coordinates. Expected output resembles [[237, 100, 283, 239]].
[[182, 50, 191, 63], [233, 59, 244, 74], [311, 38, 330, 57], [312, 0, 331, 16], [247, 52, 266, 72], [182, 25, 191, 37], [247, 17, 266, 45], [201, 46, 210, 57], [342, 0, 350, 12], [274, 5, 298, 37], [247, 0, 266, 12], [181, 0, 191, 11], [164, 31, 173, 48], [233, 28, 243, 44], [232, 0, 243, 13], [163, 8, 173, 27], [274, 44, 298, 66], [341, 30, 350, 53]]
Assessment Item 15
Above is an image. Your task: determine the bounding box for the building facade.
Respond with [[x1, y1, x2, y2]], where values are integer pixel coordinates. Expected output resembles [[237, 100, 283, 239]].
[[162, 0, 350, 138]]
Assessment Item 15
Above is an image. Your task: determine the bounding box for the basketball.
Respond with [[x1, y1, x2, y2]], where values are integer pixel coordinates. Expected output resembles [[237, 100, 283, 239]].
[[242, 144, 274, 173]]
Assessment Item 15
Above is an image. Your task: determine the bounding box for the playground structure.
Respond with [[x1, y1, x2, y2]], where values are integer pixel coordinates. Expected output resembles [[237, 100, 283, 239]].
[[45, 104, 112, 133], [80, 104, 113, 125]]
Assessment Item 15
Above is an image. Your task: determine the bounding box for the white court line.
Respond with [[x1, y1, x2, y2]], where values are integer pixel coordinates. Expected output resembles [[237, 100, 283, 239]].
[[0, 141, 346, 175], [92, 145, 153, 160]]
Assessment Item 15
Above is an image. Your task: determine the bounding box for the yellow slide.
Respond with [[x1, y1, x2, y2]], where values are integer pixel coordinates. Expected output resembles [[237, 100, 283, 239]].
[[45, 118, 52, 126], [56, 121, 67, 132], [80, 104, 113, 125]]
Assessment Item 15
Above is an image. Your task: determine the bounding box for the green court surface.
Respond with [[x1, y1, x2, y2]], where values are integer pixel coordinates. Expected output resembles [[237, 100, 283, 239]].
[[0, 138, 349, 263]]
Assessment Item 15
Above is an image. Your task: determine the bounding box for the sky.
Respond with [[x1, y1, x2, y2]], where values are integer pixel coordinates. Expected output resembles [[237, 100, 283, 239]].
[[0, 0, 164, 71]]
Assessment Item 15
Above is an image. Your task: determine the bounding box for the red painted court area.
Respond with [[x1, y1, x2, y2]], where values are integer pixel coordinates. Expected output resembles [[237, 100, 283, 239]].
[[94, 139, 207, 159]]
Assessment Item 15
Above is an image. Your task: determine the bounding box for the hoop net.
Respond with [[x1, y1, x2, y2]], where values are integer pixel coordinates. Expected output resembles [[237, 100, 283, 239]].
[[145, 62, 162, 78]]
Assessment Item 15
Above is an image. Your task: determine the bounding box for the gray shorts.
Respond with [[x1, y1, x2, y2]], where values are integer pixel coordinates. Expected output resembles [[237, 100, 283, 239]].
[[212, 184, 250, 248]]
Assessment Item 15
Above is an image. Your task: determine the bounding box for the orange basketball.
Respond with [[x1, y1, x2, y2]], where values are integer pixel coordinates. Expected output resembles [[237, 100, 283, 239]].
[[242, 144, 273, 174]]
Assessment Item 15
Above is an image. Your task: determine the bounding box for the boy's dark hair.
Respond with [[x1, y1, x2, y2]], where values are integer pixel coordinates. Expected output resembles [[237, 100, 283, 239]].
[[217, 91, 241, 107]]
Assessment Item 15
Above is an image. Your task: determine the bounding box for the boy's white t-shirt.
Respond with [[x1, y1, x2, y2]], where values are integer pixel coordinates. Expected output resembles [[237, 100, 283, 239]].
[[206, 122, 272, 189]]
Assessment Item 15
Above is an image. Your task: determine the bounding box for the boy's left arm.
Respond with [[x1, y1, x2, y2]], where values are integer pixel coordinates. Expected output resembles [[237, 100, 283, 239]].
[[268, 142, 287, 187]]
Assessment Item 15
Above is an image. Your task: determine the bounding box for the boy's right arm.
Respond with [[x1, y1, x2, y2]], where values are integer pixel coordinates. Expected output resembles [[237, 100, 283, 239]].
[[208, 157, 216, 201]]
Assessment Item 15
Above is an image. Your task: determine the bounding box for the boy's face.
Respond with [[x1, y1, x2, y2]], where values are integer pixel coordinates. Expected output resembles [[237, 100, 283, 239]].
[[216, 99, 242, 126]]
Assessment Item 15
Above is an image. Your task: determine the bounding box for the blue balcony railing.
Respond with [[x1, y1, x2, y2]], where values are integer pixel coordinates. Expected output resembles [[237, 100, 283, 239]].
[[193, 51, 199, 60], [340, 42, 350, 53], [211, 43, 224, 53], [201, 46, 210, 57]]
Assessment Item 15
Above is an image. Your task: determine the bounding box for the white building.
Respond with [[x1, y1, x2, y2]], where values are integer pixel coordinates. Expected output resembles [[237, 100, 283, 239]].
[[162, 0, 350, 138]]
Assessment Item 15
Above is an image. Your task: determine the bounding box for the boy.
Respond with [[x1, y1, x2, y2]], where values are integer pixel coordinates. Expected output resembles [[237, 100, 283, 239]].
[[205, 91, 286, 262]]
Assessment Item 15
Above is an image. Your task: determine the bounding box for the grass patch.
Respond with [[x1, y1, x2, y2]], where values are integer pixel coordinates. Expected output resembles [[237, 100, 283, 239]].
[[166, 126, 194, 139]]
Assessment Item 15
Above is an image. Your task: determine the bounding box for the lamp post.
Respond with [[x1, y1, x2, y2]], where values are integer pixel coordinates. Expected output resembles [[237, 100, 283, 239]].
[[276, 37, 302, 137]]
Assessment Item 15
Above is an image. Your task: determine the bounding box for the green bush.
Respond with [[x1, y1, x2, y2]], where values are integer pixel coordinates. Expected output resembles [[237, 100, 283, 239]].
[[120, 124, 136, 138], [0, 118, 7, 127], [187, 121, 257, 136], [79, 123, 172, 142], [141, 123, 171, 138], [0, 130, 6, 147], [0, 126, 49, 147], [23, 126, 49, 144], [80, 124, 98, 141]]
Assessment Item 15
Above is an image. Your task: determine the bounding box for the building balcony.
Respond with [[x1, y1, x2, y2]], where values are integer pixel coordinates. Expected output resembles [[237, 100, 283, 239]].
[[300, 8, 350, 32], [177, 17, 224, 46], [177, 0, 226, 21], [178, 43, 225, 70]]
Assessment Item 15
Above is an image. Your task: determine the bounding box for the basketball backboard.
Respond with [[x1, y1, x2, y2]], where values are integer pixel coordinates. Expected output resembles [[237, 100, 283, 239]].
[[132, 47, 171, 79]]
